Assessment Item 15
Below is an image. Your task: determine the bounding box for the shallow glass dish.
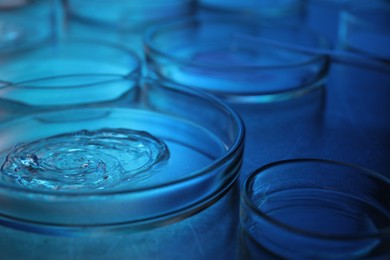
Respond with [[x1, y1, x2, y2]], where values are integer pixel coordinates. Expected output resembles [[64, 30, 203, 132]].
[[0, 78, 245, 259], [339, 0, 390, 61], [0, 74, 139, 120], [240, 159, 390, 259], [0, 0, 53, 53], [144, 18, 330, 102], [0, 39, 140, 83]]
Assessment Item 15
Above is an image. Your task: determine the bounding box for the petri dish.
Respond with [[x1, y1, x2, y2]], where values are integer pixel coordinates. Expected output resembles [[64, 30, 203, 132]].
[[240, 159, 390, 259], [144, 18, 330, 103], [0, 74, 139, 118], [0, 39, 140, 83], [67, 0, 197, 30], [339, 0, 390, 61], [0, 0, 53, 53], [0, 78, 245, 259]]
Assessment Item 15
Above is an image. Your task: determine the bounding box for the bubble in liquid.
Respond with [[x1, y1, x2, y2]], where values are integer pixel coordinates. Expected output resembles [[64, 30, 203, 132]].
[[0, 128, 170, 191]]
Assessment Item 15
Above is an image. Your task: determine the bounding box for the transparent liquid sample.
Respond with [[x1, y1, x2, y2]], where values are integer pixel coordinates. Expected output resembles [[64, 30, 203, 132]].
[[0, 128, 170, 191]]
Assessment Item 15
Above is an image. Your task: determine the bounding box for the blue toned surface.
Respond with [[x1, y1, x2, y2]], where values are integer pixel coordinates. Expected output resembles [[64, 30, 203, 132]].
[[0, 0, 388, 259], [237, 62, 390, 181], [232, 0, 390, 181]]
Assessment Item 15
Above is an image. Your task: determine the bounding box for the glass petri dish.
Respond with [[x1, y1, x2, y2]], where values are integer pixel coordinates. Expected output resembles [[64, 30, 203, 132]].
[[0, 74, 139, 119], [240, 159, 390, 259], [67, 0, 197, 30], [0, 0, 53, 53], [339, 0, 390, 61], [0, 39, 140, 83], [0, 78, 245, 258], [144, 18, 330, 103]]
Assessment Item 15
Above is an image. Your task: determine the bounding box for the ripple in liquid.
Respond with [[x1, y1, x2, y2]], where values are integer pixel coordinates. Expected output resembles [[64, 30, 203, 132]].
[[0, 128, 170, 191]]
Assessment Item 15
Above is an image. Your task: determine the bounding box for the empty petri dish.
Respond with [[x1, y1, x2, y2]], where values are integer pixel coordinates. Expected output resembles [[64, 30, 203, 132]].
[[67, 0, 197, 30], [240, 159, 390, 259], [0, 78, 244, 259], [0, 39, 140, 83], [339, 0, 390, 61], [0, 74, 140, 120], [144, 18, 330, 103], [0, 0, 53, 53]]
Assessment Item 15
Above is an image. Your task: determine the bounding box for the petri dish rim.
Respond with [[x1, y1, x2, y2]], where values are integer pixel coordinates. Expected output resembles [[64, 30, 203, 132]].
[[242, 158, 390, 240], [0, 73, 136, 90], [0, 79, 245, 197], [0, 73, 141, 108], [0, 38, 142, 81], [144, 18, 330, 72]]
